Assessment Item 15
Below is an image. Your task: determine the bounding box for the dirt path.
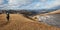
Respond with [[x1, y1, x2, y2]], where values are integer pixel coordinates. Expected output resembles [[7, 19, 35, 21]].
[[0, 14, 60, 30]]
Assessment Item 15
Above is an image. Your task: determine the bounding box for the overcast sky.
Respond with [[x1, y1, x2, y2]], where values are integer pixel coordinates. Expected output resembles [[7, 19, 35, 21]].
[[0, 0, 60, 10]]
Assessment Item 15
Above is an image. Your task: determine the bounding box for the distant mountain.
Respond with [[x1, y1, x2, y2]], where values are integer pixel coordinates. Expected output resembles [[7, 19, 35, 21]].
[[53, 6, 60, 9], [49, 5, 60, 10]]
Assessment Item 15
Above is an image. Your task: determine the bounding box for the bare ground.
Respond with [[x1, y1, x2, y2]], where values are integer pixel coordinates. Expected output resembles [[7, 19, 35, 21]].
[[0, 14, 60, 30]]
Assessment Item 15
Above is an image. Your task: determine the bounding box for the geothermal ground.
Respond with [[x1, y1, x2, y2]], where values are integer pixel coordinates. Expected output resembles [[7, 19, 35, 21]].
[[0, 14, 60, 30]]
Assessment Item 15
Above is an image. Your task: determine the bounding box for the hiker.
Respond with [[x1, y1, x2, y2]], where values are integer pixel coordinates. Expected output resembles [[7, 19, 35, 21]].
[[6, 11, 10, 21]]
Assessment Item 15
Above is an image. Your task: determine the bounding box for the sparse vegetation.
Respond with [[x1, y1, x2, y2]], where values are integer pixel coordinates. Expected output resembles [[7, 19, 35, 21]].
[[0, 10, 60, 30]]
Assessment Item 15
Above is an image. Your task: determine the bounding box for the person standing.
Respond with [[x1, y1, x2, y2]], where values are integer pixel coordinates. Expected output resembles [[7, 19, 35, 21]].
[[6, 11, 10, 21]]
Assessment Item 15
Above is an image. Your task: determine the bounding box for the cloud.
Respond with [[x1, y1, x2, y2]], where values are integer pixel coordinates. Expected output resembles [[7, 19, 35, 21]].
[[0, 0, 8, 10], [44, 0, 60, 9], [23, 0, 60, 9], [39, 0, 48, 2], [0, 0, 34, 10], [8, 0, 34, 8], [0, 0, 4, 4], [0, 0, 60, 10]]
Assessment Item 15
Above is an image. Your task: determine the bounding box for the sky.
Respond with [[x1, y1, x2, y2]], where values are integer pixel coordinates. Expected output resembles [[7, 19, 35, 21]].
[[0, 0, 60, 10]]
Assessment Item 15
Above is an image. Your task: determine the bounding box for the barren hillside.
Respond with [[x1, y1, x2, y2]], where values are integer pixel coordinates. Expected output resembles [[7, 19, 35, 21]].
[[45, 10, 60, 14], [0, 14, 60, 30]]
